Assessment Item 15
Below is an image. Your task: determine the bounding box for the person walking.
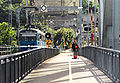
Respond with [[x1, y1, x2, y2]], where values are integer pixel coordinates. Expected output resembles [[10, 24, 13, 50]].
[[72, 40, 79, 58]]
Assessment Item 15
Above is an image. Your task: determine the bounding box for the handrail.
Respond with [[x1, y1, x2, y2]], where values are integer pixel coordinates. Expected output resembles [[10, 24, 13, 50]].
[[0, 48, 59, 83], [82, 46, 120, 82]]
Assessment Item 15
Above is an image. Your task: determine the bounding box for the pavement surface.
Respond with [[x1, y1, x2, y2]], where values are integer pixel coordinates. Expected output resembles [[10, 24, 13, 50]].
[[20, 49, 113, 83]]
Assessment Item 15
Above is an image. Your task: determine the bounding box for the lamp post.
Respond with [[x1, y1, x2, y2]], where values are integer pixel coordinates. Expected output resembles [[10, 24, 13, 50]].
[[87, 0, 89, 46]]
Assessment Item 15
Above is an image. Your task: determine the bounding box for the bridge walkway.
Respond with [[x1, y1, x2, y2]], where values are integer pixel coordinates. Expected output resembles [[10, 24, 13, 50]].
[[20, 49, 113, 83]]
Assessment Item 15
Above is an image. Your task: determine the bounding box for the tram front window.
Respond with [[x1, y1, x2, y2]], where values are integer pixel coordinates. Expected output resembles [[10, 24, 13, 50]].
[[22, 36, 36, 41]]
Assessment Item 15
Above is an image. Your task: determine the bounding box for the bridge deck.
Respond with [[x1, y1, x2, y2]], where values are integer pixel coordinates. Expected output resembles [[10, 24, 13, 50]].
[[20, 49, 113, 83]]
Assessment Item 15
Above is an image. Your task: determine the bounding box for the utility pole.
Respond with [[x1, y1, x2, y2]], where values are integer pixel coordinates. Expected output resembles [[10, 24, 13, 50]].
[[16, 6, 23, 48], [87, 0, 89, 46], [94, 0, 97, 46], [98, 0, 104, 46], [9, 0, 12, 53], [9, 0, 12, 28], [78, 0, 82, 55], [90, 3, 93, 45], [26, 0, 29, 24]]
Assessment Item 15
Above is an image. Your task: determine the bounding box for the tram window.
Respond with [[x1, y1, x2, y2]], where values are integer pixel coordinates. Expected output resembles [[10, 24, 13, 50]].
[[21, 36, 36, 41], [23, 37, 27, 41], [33, 37, 36, 41], [28, 37, 36, 41]]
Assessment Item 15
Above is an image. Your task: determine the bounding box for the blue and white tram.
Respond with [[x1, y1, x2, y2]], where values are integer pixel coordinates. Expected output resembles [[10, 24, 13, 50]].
[[19, 28, 46, 51]]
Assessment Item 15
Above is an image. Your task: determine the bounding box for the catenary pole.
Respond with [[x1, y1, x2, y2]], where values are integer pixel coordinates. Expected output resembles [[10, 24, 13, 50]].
[[26, 0, 29, 24], [78, 0, 82, 55], [94, 0, 97, 46], [87, 0, 89, 46]]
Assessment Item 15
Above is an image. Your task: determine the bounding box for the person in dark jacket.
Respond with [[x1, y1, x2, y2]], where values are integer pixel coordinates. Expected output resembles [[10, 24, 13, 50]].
[[72, 40, 79, 55]]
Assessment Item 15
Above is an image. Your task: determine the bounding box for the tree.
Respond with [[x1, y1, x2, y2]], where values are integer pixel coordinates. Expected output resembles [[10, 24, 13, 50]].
[[82, 0, 88, 14], [82, 0, 99, 14], [53, 28, 75, 48], [32, 13, 76, 48], [0, 0, 9, 23], [0, 0, 28, 27], [0, 22, 16, 46]]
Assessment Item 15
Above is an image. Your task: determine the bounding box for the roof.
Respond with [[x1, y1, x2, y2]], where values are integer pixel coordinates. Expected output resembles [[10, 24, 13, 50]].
[[20, 28, 45, 36]]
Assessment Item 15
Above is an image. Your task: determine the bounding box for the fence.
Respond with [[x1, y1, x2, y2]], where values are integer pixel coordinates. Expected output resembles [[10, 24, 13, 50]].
[[82, 46, 120, 83], [0, 46, 13, 55], [0, 48, 59, 83]]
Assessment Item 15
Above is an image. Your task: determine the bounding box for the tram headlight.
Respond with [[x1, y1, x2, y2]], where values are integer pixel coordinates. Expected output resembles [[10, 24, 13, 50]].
[[27, 45, 30, 47]]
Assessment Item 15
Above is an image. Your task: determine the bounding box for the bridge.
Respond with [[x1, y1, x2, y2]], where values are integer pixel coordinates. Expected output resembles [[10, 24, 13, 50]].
[[0, 47, 116, 83], [0, 0, 120, 83]]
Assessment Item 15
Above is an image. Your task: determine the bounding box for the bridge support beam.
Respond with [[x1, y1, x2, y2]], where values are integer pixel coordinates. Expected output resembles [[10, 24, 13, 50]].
[[112, 0, 120, 50], [102, 0, 112, 48], [103, 0, 120, 50]]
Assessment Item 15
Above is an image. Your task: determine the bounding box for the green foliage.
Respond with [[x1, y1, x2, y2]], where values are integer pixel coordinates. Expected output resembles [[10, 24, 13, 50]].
[[20, 25, 25, 29], [53, 28, 75, 48], [20, 0, 30, 6], [46, 25, 57, 39], [82, 0, 99, 14], [0, 0, 9, 23], [33, 14, 47, 30], [32, 14, 75, 48], [0, 22, 17, 46], [0, 0, 26, 27], [82, 0, 88, 14]]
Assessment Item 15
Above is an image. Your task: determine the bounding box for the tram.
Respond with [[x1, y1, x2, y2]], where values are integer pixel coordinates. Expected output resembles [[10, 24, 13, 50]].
[[19, 27, 46, 51]]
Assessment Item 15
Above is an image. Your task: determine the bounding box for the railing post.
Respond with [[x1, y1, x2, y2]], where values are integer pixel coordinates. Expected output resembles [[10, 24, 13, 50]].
[[13, 56, 16, 83], [115, 52, 120, 82], [0, 60, 2, 83], [21, 54, 24, 80], [117, 53, 120, 83], [9, 57, 12, 83], [4, 59, 6, 83], [19, 55, 21, 81], [108, 51, 112, 78], [112, 52, 116, 80], [29, 53, 32, 72], [24, 54, 27, 76]]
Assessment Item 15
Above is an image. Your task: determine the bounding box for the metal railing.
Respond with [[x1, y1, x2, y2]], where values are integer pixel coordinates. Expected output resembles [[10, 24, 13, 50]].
[[82, 46, 120, 83], [0, 48, 59, 83], [0, 46, 13, 55]]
